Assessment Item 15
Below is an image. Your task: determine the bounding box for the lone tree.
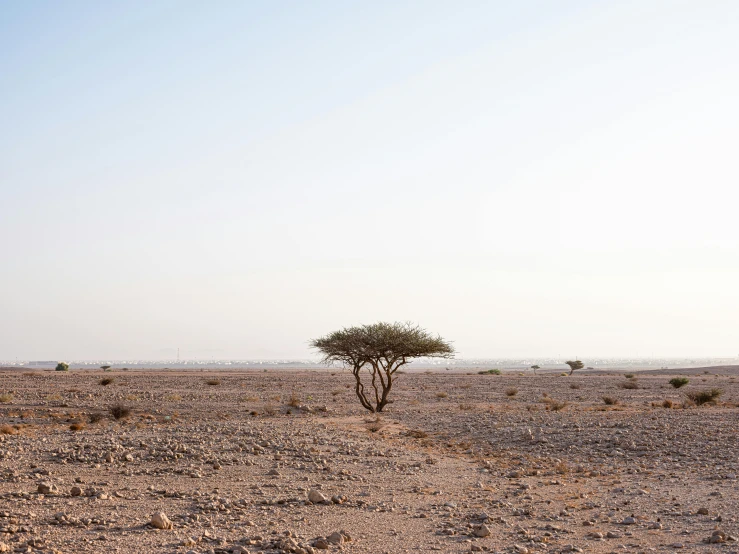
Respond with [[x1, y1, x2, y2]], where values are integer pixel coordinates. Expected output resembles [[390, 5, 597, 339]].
[[55, 362, 69, 372], [530, 364, 540, 375], [311, 322, 454, 413], [565, 360, 584, 375]]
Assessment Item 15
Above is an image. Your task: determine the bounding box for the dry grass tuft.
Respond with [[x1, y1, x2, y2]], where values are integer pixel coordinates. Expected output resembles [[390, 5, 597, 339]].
[[458, 403, 474, 411], [0, 424, 23, 435], [110, 404, 131, 420], [602, 396, 619, 405], [0, 393, 13, 403], [287, 391, 300, 408], [70, 422, 86, 431], [88, 412, 105, 423], [436, 391, 448, 399], [662, 399, 674, 409], [205, 379, 221, 386], [685, 388, 722, 406], [99, 377, 115, 386], [505, 388, 518, 397], [619, 380, 639, 390]]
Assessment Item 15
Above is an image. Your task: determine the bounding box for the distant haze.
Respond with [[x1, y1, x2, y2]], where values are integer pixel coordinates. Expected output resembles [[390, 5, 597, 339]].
[[2, 1, 738, 361]]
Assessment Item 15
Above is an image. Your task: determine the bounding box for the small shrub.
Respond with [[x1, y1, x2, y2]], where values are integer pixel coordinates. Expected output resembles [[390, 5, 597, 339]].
[[478, 369, 501, 375], [458, 403, 474, 410], [619, 380, 639, 389], [263, 404, 277, 416], [205, 379, 221, 386], [569, 383, 580, 390], [505, 388, 518, 397], [560, 372, 568, 376], [70, 422, 86, 431], [436, 391, 448, 398], [55, 362, 69, 372], [405, 429, 428, 439], [100, 365, 111, 370], [602, 396, 619, 405], [0, 393, 12, 403], [662, 399, 673, 408], [99, 377, 115, 386], [669, 377, 689, 389], [685, 388, 722, 406], [287, 392, 300, 407], [110, 404, 131, 420], [549, 400, 568, 411], [0, 425, 20, 435], [88, 412, 104, 423], [624, 373, 635, 379]]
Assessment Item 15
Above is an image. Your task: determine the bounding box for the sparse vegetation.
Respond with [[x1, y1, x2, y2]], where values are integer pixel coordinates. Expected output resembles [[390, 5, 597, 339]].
[[205, 379, 221, 386], [55, 362, 69, 372], [0, 424, 22, 435], [685, 388, 722, 406], [624, 373, 635, 379], [662, 399, 674, 408], [478, 369, 501, 375], [505, 388, 518, 397], [311, 322, 454, 413], [436, 391, 448, 399], [287, 391, 300, 407], [619, 380, 639, 389], [565, 360, 584, 376], [530, 364, 540, 375], [99, 377, 115, 386], [88, 413, 104, 423], [0, 393, 13, 403], [602, 396, 619, 405], [669, 377, 689, 388], [110, 404, 131, 420], [100, 365, 111, 370], [70, 422, 86, 431]]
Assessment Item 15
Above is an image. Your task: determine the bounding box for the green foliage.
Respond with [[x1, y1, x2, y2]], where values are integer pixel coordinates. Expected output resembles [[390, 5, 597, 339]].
[[55, 362, 69, 372], [685, 388, 722, 406], [311, 322, 454, 413], [478, 369, 501, 375], [565, 360, 584, 375], [669, 377, 689, 388]]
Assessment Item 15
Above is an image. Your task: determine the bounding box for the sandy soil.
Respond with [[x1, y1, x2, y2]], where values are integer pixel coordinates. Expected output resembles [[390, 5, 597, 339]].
[[0, 368, 737, 554]]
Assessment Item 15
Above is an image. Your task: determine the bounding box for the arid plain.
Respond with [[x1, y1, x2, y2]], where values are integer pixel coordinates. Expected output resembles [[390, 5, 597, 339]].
[[0, 368, 737, 554]]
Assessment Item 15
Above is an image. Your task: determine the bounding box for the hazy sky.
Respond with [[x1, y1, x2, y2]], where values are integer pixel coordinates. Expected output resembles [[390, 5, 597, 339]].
[[2, 1, 738, 361]]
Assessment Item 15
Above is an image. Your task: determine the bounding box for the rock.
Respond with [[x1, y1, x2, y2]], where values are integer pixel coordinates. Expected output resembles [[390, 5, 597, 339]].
[[150, 512, 173, 530], [621, 516, 636, 525], [707, 530, 727, 544], [696, 507, 709, 515], [0, 543, 9, 553], [308, 489, 327, 504], [37, 482, 58, 495], [562, 546, 583, 553], [70, 486, 82, 497], [314, 538, 329, 549], [326, 532, 344, 545], [473, 524, 491, 537]]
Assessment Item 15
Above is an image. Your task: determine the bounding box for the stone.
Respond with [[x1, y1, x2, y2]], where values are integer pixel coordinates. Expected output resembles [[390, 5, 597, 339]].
[[37, 482, 58, 495], [150, 512, 173, 530], [621, 516, 636, 525], [473, 524, 491, 537], [308, 489, 327, 504], [696, 507, 709, 515], [314, 538, 329, 549], [70, 486, 82, 497]]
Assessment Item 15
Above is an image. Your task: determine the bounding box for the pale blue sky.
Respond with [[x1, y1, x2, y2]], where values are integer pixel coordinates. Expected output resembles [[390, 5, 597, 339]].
[[2, 1, 738, 360]]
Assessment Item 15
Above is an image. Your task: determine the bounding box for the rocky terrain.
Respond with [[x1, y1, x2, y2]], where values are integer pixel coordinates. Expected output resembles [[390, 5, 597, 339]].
[[0, 368, 737, 554]]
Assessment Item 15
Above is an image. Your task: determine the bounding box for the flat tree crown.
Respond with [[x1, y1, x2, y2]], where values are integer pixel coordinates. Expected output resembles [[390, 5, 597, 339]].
[[311, 322, 454, 368]]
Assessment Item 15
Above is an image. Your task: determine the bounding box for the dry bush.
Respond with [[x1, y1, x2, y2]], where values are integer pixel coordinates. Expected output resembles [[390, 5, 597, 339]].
[[205, 379, 221, 386], [70, 422, 86, 431], [110, 404, 131, 420], [270, 395, 281, 402], [0, 393, 12, 403], [541, 397, 567, 411], [602, 396, 619, 405], [263, 404, 277, 416], [685, 388, 722, 406], [365, 417, 385, 433], [331, 389, 342, 396], [88, 412, 105, 423], [662, 399, 674, 408], [458, 403, 474, 411], [287, 392, 300, 407], [669, 377, 689, 388], [505, 388, 518, 397], [436, 391, 448, 399], [619, 380, 639, 389], [624, 373, 635, 379], [0, 424, 22, 435], [100, 377, 114, 386], [569, 383, 581, 390]]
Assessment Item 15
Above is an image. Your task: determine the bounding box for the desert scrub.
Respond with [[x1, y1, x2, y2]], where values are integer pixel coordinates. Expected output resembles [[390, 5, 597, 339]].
[[55, 362, 69, 372], [88, 412, 105, 423], [478, 369, 501, 375], [0, 393, 12, 403], [669, 377, 689, 388], [205, 379, 221, 386], [436, 391, 448, 399], [624, 373, 635, 379], [619, 380, 639, 389], [70, 422, 86, 431], [287, 392, 300, 407], [602, 396, 619, 405], [99, 377, 115, 386], [685, 388, 722, 406], [110, 404, 131, 420], [505, 388, 518, 397]]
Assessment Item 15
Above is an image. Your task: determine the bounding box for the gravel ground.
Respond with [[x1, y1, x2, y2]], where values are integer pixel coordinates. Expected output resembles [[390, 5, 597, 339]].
[[0, 369, 737, 554]]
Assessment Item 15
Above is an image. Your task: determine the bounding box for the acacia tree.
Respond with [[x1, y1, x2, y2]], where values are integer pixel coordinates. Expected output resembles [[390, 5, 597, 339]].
[[311, 322, 454, 413], [565, 360, 584, 375], [530, 364, 540, 375]]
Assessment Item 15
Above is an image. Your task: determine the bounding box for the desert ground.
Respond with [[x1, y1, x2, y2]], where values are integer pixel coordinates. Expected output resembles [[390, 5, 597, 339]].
[[0, 368, 737, 554]]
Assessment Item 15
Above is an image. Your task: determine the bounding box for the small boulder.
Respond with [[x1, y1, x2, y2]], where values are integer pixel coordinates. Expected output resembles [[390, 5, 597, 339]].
[[308, 489, 327, 504], [473, 524, 491, 537], [37, 482, 58, 495], [150, 512, 173, 530]]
